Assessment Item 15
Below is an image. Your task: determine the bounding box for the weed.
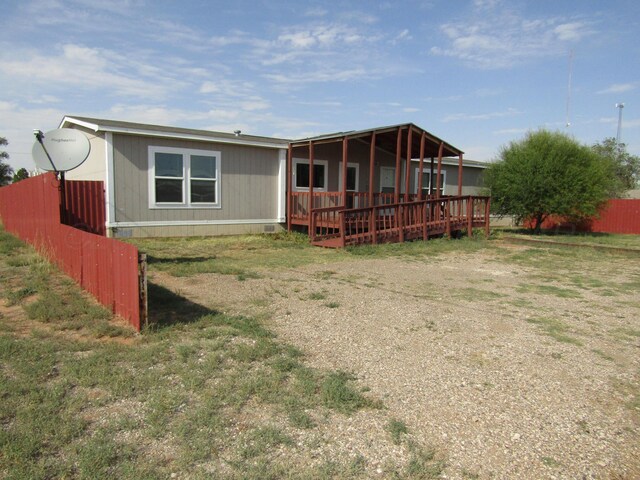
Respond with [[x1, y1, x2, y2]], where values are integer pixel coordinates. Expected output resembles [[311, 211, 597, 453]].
[[541, 456, 561, 467], [321, 371, 379, 414], [324, 301, 340, 308], [308, 291, 327, 300], [387, 418, 409, 445]]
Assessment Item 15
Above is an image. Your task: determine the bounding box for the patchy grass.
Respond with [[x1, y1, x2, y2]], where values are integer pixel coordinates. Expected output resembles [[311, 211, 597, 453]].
[[1, 226, 442, 478], [525, 317, 583, 346], [517, 283, 582, 299]]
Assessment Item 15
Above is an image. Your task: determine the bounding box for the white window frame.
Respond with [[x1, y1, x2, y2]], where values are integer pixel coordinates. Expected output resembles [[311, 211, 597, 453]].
[[338, 161, 360, 192], [148, 146, 221, 209], [292, 157, 328, 192], [414, 167, 446, 196], [380, 166, 395, 193]]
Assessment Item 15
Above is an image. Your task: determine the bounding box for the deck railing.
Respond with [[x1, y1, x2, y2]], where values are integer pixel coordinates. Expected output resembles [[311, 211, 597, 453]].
[[309, 195, 490, 247]]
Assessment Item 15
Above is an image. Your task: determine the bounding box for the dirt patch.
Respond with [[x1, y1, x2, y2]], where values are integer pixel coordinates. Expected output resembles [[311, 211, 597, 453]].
[[153, 244, 640, 479]]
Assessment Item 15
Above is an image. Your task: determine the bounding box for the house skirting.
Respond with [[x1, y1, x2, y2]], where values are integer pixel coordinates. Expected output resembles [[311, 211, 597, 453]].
[[108, 220, 285, 238]]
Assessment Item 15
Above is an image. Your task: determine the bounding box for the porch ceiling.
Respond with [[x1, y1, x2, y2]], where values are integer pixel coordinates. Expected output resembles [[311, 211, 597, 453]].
[[289, 123, 463, 159]]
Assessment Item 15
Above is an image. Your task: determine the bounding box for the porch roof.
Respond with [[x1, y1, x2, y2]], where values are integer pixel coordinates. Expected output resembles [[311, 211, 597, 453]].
[[288, 123, 463, 158]]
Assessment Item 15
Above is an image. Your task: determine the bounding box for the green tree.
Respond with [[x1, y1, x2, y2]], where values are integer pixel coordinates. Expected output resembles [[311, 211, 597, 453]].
[[485, 130, 616, 234], [12, 167, 30, 183], [0, 136, 14, 186], [591, 137, 640, 194]]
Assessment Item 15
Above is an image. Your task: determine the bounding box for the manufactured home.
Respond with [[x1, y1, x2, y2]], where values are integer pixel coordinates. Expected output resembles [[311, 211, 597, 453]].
[[60, 116, 490, 246]]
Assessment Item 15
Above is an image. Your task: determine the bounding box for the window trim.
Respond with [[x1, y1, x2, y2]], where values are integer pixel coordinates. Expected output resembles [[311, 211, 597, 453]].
[[338, 161, 360, 192], [414, 167, 446, 195], [292, 157, 328, 192], [148, 146, 221, 209]]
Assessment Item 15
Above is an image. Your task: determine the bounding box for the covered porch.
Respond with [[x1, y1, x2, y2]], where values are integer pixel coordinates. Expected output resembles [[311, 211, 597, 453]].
[[286, 124, 490, 247]]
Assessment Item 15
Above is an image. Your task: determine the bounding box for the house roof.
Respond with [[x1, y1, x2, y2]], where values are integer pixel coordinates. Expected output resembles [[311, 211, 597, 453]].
[[60, 116, 291, 149], [59, 117, 480, 165], [289, 122, 464, 158]]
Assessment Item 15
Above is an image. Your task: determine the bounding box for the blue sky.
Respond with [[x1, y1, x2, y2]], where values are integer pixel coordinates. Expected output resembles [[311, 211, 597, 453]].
[[1, 0, 639, 171]]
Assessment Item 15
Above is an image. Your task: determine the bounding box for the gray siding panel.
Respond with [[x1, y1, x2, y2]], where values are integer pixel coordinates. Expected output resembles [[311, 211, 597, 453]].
[[112, 134, 280, 223]]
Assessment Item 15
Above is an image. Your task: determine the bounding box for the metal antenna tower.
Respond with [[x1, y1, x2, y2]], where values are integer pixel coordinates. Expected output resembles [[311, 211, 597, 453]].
[[565, 50, 574, 128], [615, 103, 624, 143]]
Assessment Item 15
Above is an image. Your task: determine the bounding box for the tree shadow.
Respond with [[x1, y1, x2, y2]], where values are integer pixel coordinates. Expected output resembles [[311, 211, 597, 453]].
[[146, 281, 218, 330]]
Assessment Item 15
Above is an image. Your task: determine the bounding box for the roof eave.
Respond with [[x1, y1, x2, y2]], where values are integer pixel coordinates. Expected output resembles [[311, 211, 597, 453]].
[[60, 116, 289, 150]]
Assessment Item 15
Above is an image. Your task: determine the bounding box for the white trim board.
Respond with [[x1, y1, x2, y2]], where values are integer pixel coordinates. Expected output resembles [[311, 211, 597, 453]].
[[111, 219, 282, 228]]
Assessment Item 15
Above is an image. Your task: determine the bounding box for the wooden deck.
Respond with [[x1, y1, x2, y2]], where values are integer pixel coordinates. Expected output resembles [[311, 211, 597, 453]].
[[290, 193, 490, 248]]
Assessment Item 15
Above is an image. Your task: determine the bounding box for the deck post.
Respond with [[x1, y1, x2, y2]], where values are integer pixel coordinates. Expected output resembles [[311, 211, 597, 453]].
[[418, 132, 425, 201], [458, 153, 464, 197], [370, 206, 377, 244], [445, 199, 451, 238], [436, 142, 444, 199], [394, 127, 402, 204], [342, 136, 348, 207], [287, 143, 292, 231], [368, 132, 376, 208], [340, 211, 346, 247], [485, 197, 491, 238], [422, 201, 428, 240], [308, 141, 314, 235], [467, 197, 473, 237], [404, 127, 412, 202], [398, 203, 404, 243]]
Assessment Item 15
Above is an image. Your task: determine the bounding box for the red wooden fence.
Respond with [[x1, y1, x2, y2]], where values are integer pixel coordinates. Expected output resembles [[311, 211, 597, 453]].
[[0, 173, 145, 331], [65, 180, 106, 236], [530, 199, 640, 235]]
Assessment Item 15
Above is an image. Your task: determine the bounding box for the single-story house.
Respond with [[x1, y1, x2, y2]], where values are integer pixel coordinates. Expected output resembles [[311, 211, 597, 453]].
[[59, 116, 489, 245]]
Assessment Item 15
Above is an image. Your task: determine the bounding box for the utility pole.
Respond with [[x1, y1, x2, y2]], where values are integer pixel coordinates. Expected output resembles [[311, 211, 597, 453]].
[[615, 103, 624, 144]]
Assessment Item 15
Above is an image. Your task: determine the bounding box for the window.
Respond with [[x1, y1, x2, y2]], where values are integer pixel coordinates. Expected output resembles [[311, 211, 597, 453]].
[[338, 162, 359, 191], [414, 168, 446, 196], [149, 146, 221, 208], [380, 166, 395, 193], [293, 158, 328, 191]]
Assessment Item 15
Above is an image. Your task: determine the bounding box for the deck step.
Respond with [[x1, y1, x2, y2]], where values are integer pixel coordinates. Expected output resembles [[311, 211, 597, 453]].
[[311, 237, 344, 248]]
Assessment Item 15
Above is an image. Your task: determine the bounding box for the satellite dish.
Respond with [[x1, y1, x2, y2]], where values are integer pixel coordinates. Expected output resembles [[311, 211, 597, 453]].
[[32, 128, 91, 172]]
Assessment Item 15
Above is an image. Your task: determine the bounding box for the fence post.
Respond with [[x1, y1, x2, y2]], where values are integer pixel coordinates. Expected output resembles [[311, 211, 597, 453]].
[[138, 253, 148, 329]]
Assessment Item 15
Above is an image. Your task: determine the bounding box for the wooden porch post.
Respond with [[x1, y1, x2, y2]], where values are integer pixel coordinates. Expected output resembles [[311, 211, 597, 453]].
[[394, 127, 402, 204], [467, 197, 473, 237], [341, 137, 348, 207], [404, 127, 412, 202], [417, 132, 425, 201], [458, 153, 464, 197], [369, 132, 377, 245], [485, 197, 491, 238], [308, 141, 314, 233], [287, 143, 292, 231], [368, 132, 376, 207], [429, 157, 434, 197], [436, 142, 444, 199]]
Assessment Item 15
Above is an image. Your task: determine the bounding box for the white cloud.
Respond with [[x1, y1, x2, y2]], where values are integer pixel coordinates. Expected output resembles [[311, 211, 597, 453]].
[[597, 83, 638, 94], [443, 108, 521, 122], [0, 43, 186, 99], [430, 4, 596, 69]]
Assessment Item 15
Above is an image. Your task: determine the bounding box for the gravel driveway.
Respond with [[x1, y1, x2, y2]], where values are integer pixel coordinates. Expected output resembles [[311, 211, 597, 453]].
[[153, 243, 640, 479]]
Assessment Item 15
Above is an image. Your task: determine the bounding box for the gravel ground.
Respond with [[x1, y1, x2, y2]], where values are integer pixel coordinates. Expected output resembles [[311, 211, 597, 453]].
[[152, 243, 640, 479]]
